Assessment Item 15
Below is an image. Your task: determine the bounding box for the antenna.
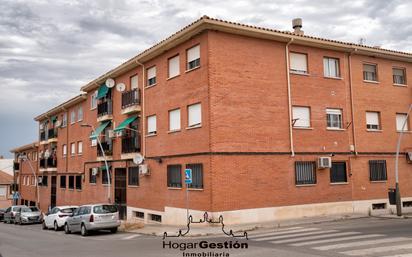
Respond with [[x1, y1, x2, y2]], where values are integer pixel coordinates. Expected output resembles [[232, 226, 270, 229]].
[[133, 153, 144, 165], [105, 78, 115, 88], [116, 83, 126, 92]]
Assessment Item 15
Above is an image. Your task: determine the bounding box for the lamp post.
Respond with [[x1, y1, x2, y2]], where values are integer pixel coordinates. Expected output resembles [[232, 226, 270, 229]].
[[395, 104, 412, 216], [81, 123, 111, 203], [19, 155, 40, 208]]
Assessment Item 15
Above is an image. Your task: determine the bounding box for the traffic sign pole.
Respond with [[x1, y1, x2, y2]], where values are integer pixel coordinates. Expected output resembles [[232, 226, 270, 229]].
[[185, 169, 192, 221]]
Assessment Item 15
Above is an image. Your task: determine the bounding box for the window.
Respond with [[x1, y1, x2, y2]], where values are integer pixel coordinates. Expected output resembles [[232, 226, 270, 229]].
[[393, 68, 406, 85], [147, 115, 157, 135], [330, 162, 347, 183], [60, 175, 66, 188], [323, 57, 340, 78], [89, 168, 97, 184], [188, 103, 201, 127], [290, 52, 308, 74], [131, 75, 138, 89], [363, 64, 378, 81], [77, 106, 83, 121], [169, 109, 181, 131], [187, 45, 200, 70], [186, 164, 203, 189], [369, 160, 387, 181], [42, 176, 48, 187], [128, 167, 139, 186], [62, 113, 67, 127], [0, 186, 6, 197], [168, 55, 180, 78], [295, 161, 316, 185], [77, 141, 83, 155], [167, 165, 182, 188], [70, 143, 76, 155], [70, 110, 76, 124], [91, 90, 97, 109], [68, 176, 74, 189], [396, 113, 409, 131], [75, 175, 82, 190], [326, 108, 343, 129], [366, 111, 381, 130], [102, 169, 111, 185], [32, 151, 37, 161], [292, 106, 310, 128], [63, 144, 67, 157], [147, 66, 156, 86]]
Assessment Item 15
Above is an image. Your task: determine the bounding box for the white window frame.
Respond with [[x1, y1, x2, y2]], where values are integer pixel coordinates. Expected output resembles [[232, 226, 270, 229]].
[[62, 113, 67, 127], [396, 113, 409, 132], [130, 75, 138, 90], [169, 109, 181, 132], [63, 144, 67, 157], [71, 143, 76, 156], [91, 90, 97, 110], [70, 110, 76, 124], [168, 55, 180, 78], [393, 68, 406, 85], [366, 111, 381, 130], [290, 52, 308, 74], [147, 115, 157, 135], [147, 66, 157, 86], [77, 106, 83, 121], [363, 63, 378, 82], [323, 57, 340, 78], [292, 106, 311, 128], [187, 45, 200, 70], [326, 108, 343, 129], [78, 141, 83, 155], [188, 103, 202, 128]]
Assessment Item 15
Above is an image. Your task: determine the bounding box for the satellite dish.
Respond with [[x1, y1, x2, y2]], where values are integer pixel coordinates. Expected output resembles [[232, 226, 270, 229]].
[[105, 78, 115, 88], [116, 83, 126, 92], [133, 153, 144, 165]]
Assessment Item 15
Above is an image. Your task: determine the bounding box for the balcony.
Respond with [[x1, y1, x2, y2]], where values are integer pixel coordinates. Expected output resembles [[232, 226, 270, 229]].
[[121, 135, 141, 159], [97, 100, 113, 122], [40, 131, 47, 144], [47, 129, 58, 143], [97, 141, 113, 161], [121, 89, 141, 115], [39, 158, 57, 172]]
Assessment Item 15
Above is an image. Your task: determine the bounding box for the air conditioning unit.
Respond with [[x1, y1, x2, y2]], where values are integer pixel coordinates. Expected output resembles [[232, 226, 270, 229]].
[[91, 139, 97, 147], [108, 130, 116, 139], [55, 120, 62, 128], [139, 164, 150, 175], [91, 167, 99, 176], [318, 157, 332, 169]]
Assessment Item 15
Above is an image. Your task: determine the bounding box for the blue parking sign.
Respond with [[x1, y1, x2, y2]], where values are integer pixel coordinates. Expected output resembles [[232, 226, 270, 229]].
[[185, 168, 192, 184]]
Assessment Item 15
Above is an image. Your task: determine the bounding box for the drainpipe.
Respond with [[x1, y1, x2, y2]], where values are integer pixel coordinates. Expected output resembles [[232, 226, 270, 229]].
[[285, 38, 295, 157], [135, 60, 146, 157], [348, 48, 358, 156]]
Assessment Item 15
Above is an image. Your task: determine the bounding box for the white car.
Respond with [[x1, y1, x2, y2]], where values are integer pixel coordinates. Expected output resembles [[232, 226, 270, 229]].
[[42, 206, 78, 231]]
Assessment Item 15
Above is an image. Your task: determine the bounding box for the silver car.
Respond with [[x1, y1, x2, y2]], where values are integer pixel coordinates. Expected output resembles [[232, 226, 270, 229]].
[[3, 205, 26, 224], [15, 206, 42, 225], [64, 204, 120, 236]]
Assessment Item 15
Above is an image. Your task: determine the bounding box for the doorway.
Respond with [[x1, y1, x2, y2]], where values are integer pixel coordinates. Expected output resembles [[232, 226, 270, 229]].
[[51, 176, 57, 208], [114, 168, 127, 220]]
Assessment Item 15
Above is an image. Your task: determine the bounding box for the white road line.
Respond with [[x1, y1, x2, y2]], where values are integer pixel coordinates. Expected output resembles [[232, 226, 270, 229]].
[[341, 242, 412, 256], [380, 254, 412, 257], [253, 230, 337, 242], [272, 231, 361, 244], [291, 234, 384, 246], [122, 234, 140, 240], [248, 228, 319, 239], [247, 226, 303, 236], [314, 237, 411, 251]]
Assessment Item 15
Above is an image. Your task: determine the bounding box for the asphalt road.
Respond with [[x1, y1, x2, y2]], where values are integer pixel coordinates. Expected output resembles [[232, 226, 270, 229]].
[[1, 217, 412, 257]]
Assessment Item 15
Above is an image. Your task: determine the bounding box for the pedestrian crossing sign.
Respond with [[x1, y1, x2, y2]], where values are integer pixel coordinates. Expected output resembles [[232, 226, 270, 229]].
[[185, 168, 192, 184]]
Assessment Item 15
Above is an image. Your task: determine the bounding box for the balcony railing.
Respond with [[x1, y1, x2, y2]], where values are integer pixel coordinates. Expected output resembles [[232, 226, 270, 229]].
[[121, 135, 141, 154], [97, 141, 113, 157], [48, 128, 57, 139], [97, 100, 113, 117], [121, 89, 140, 109], [40, 158, 57, 169], [40, 131, 46, 141]]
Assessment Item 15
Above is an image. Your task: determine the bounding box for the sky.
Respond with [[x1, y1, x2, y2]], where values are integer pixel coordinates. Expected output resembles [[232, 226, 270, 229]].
[[0, 0, 411, 158]]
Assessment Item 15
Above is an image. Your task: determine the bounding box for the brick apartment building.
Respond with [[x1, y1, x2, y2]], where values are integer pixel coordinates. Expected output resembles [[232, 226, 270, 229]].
[[11, 16, 412, 225]]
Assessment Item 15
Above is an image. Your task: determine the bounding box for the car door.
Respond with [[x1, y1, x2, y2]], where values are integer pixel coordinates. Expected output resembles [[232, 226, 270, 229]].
[[4, 207, 11, 222], [49, 208, 59, 227], [71, 207, 83, 232], [45, 207, 56, 227]]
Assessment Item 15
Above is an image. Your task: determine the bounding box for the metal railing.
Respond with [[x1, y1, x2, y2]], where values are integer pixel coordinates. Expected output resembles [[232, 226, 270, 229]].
[[40, 158, 57, 169], [48, 128, 57, 139], [40, 131, 46, 141], [97, 141, 113, 156], [121, 89, 140, 109], [121, 135, 141, 153], [97, 100, 113, 117]]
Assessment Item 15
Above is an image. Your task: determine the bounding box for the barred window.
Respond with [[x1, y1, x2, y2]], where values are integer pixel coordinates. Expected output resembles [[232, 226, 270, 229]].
[[167, 165, 182, 188], [60, 175, 66, 188], [186, 164, 203, 189], [68, 176, 74, 189], [295, 161, 316, 185], [369, 160, 387, 181], [75, 175, 82, 190], [128, 167, 139, 186], [330, 162, 347, 183]]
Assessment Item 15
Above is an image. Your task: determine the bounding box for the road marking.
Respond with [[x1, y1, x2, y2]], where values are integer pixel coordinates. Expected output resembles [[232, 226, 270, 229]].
[[253, 230, 337, 242], [122, 234, 140, 240], [341, 242, 412, 256], [247, 226, 303, 236], [380, 254, 412, 257], [248, 228, 319, 239], [291, 234, 384, 246], [272, 231, 361, 244], [314, 237, 410, 251]]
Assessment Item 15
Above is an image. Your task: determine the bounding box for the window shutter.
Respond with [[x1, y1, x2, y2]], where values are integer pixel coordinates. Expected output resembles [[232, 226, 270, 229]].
[[292, 107, 310, 127], [187, 45, 200, 62], [393, 68, 404, 76], [396, 114, 408, 131], [326, 108, 342, 115], [147, 67, 156, 79], [147, 115, 157, 133], [366, 112, 379, 125], [131, 75, 138, 89], [188, 103, 201, 127], [169, 109, 181, 131], [168, 55, 180, 78], [364, 64, 376, 73], [290, 53, 307, 72]]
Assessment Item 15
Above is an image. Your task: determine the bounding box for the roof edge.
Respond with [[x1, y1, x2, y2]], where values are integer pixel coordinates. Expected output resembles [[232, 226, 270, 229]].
[[34, 93, 87, 121], [10, 142, 39, 153]]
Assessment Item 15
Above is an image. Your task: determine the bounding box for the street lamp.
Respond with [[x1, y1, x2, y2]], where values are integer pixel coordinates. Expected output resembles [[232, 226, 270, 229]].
[[19, 154, 40, 208], [81, 123, 111, 203], [395, 104, 412, 216]]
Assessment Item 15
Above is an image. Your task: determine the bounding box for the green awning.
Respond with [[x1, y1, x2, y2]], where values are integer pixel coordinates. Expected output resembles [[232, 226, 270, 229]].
[[96, 83, 109, 99], [51, 116, 58, 122], [90, 121, 110, 139], [113, 116, 137, 132], [100, 165, 111, 171]]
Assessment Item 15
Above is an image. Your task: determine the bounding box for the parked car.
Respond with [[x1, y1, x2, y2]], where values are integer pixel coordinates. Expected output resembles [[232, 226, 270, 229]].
[[64, 204, 120, 236], [3, 205, 26, 224], [14, 206, 42, 225], [0, 208, 6, 221], [42, 206, 78, 231]]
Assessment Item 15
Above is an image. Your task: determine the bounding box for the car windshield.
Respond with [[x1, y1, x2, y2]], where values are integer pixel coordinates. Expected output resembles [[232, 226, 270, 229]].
[[29, 207, 39, 212], [21, 207, 32, 213], [61, 208, 76, 213], [93, 205, 117, 214]]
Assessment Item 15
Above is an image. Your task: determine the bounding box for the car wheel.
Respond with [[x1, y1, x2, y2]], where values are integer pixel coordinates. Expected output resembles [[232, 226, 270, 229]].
[[64, 223, 71, 234], [110, 227, 118, 233], [54, 221, 59, 231], [80, 224, 88, 237], [42, 221, 47, 230]]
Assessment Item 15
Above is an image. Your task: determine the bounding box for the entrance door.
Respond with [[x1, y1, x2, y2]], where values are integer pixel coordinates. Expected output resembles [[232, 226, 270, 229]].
[[114, 168, 127, 220], [51, 176, 57, 208]]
